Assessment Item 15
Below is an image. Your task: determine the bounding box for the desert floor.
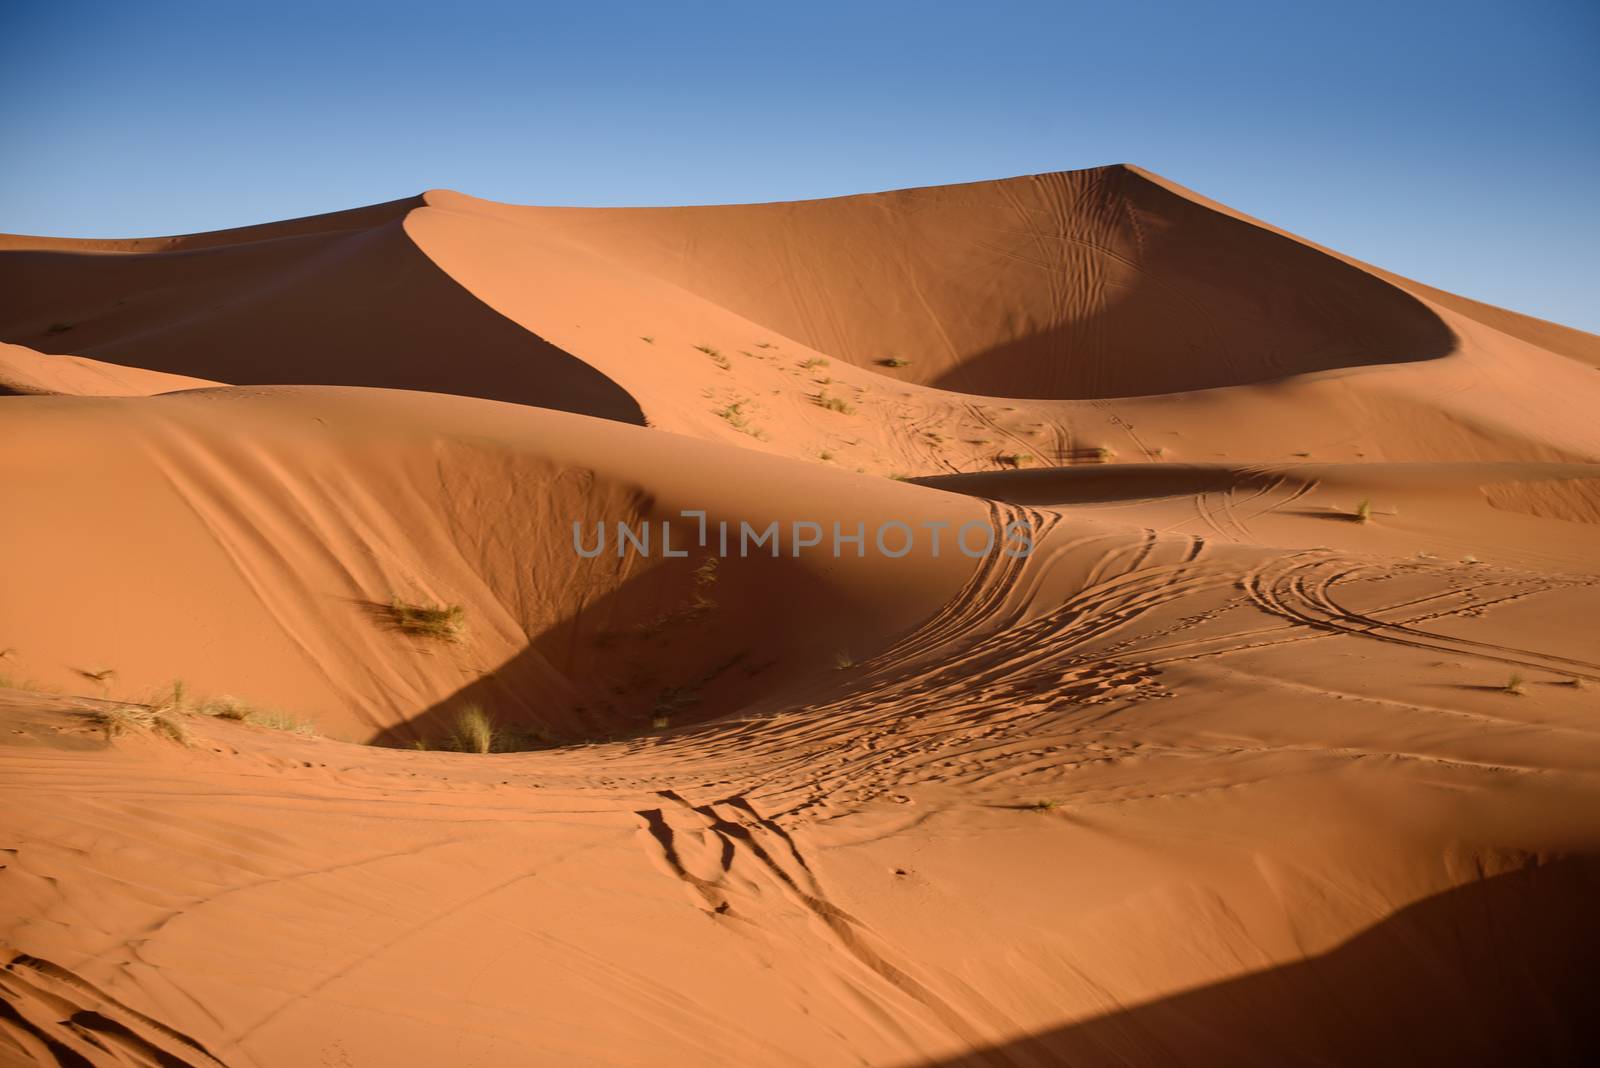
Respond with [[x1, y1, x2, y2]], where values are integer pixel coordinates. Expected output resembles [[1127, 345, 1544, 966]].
[[2, 165, 1599, 1066]]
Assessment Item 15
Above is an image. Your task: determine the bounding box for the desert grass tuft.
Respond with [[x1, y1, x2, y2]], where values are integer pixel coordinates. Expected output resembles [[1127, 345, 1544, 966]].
[[877, 357, 911, 368], [1502, 673, 1526, 696], [698, 557, 726, 599], [388, 599, 465, 641], [89, 691, 190, 745], [833, 650, 856, 670], [447, 704, 497, 754], [695, 344, 731, 370], [715, 400, 768, 439], [198, 696, 316, 735], [815, 392, 855, 415], [1354, 498, 1373, 523]]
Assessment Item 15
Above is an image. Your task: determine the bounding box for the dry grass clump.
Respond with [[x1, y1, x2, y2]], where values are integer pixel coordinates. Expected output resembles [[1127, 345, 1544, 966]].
[[1354, 498, 1373, 523], [241, 708, 316, 735], [833, 650, 856, 670], [1502, 673, 1526, 696], [92, 706, 190, 744], [430, 705, 548, 753], [878, 357, 911, 368], [89, 682, 317, 744], [447, 704, 497, 754], [92, 684, 323, 741], [197, 695, 316, 736], [389, 599, 465, 641], [695, 344, 731, 370], [715, 400, 768, 439], [816, 392, 855, 415], [89, 681, 190, 744]]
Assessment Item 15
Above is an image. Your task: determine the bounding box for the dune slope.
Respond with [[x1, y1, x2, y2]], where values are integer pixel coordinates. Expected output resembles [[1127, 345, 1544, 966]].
[[0, 213, 643, 423], [0, 387, 984, 742], [460, 165, 1457, 398]]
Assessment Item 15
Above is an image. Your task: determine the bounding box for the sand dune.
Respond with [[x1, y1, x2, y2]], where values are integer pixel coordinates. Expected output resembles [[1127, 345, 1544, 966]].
[[0, 209, 643, 423], [455, 166, 1458, 398], [0, 386, 982, 741], [0, 341, 216, 396], [3, 166, 1599, 1066]]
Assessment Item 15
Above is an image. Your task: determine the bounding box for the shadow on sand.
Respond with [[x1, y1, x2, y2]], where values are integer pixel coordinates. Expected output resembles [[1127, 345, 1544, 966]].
[[916, 856, 1600, 1067]]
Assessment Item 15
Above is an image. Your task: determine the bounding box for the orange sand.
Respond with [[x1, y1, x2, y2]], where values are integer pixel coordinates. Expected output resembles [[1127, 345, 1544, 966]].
[[2, 167, 1598, 1066]]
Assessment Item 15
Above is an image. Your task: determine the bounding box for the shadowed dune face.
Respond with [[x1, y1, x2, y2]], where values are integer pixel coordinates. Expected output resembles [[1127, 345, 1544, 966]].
[[0, 219, 645, 424], [493, 165, 1455, 398], [0, 196, 422, 254], [0, 387, 975, 742], [920, 858, 1600, 1068]]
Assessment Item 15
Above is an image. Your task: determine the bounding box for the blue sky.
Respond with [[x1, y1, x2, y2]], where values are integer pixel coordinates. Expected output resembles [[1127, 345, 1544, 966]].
[[3, 0, 1595, 331]]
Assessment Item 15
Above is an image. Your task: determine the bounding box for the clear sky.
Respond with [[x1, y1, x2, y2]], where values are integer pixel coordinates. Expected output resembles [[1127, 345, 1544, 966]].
[[3, 0, 1596, 331]]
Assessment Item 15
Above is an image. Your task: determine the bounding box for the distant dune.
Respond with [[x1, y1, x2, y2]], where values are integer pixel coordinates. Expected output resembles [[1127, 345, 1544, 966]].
[[3, 167, 1598, 1067]]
